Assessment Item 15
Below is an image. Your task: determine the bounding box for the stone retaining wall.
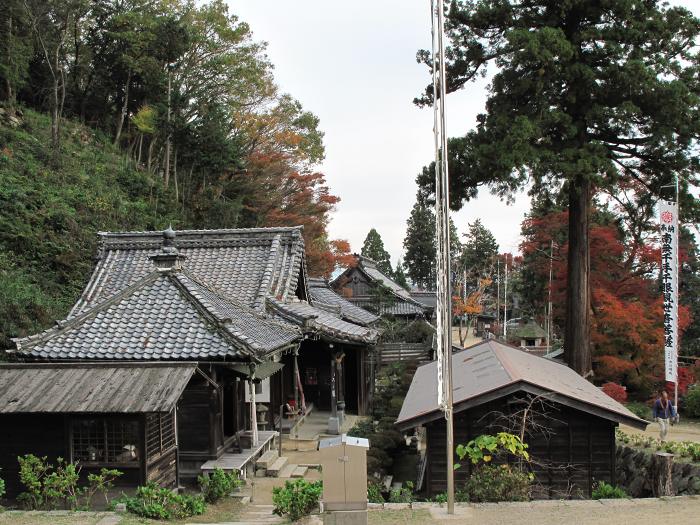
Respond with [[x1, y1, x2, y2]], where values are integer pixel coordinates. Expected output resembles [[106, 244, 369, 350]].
[[616, 444, 700, 497]]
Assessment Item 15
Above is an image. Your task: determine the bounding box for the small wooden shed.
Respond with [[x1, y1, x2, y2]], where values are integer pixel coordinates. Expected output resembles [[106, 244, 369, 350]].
[[396, 340, 647, 499]]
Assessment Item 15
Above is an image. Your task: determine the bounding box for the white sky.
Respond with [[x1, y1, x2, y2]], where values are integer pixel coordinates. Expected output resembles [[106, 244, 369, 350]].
[[229, 0, 697, 265]]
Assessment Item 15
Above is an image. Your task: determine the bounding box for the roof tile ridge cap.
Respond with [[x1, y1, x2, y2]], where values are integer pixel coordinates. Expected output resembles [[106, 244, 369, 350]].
[[98, 226, 303, 237], [12, 271, 162, 351], [178, 273, 300, 335], [286, 234, 307, 302], [68, 237, 111, 316], [265, 296, 311, 324], [168, 273, 259, 355], [491, 341, 523, 382], [254, 234, 282, 311]]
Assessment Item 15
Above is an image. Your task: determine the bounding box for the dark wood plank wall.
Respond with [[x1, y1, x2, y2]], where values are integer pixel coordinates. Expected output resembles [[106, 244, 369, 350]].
[[424, 395, 616, 499], [336, 268, 372, 298], [0, 414, 66, 497]]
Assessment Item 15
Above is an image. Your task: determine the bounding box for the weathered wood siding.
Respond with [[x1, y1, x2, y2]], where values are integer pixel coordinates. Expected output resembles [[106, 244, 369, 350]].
[[424, 395, 616, 499], [376, 343, 431, 364]]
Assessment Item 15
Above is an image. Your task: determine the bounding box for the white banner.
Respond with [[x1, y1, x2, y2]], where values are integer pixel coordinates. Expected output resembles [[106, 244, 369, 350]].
[[659, 200, 679, 383]]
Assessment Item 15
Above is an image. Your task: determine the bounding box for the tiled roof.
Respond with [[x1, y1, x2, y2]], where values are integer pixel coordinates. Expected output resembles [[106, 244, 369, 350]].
[[0, 362, 196, 413], [307, 278, 380, 326], [266, 297, 379, 345], [12, 269, 300, 360], [397, 340, 647, 430], [71, 227, 306, 314], [346, 297, 426, 317]]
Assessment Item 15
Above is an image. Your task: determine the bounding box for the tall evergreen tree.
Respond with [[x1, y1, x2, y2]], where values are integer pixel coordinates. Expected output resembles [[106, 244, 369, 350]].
[[680, 226, 700, 357], [416, 0, 700, 375], [361, 228, 393, 276], [393, 259, 409, 290], [460, 219, 498, 281], [403, 197, 436, 290]]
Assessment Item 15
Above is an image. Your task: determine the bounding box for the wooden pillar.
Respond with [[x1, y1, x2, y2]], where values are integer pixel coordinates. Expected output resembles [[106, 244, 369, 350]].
[[249, 364, 258, 447], [330, 354, 337, 419]]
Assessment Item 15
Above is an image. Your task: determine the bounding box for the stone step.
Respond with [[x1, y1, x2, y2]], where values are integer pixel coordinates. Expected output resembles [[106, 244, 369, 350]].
[[278, 463, 297, 478], [291, 465, 308, 478], [256, 449, 279, 470], [266, 456, 288, 477]]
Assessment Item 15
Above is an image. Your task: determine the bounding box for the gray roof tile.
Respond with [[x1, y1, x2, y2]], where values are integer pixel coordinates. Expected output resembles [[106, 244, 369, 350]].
[[307, 278, 380, 326]]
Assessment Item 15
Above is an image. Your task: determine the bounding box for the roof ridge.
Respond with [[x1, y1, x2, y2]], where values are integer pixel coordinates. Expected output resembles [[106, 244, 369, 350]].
[[12, 271, 162, 352], [98, 226, 304, 237], [254, 234, 282, 311]]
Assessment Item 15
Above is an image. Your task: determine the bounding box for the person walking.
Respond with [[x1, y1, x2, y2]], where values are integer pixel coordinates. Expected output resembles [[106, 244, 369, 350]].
[[652, 390, 678, 441]]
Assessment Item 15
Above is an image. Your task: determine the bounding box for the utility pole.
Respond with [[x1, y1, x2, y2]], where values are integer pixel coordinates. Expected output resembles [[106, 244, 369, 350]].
[[496, 258, 500, 336], [431, 0, 455, 515], [502, 256, 509, 338], [546, 240, 553, 353]]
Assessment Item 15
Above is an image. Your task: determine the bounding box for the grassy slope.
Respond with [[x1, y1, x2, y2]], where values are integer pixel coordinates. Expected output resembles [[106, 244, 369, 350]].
[[0, 109, 180, 349]]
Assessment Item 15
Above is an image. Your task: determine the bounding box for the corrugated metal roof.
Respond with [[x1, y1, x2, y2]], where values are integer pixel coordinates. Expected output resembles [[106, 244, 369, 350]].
[[0, 363, 195, 413], [396, 340, 646, 429]]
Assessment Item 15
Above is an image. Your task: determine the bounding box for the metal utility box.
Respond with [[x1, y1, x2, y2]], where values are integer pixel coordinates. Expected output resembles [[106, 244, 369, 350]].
[[318, 434, 369, 511]]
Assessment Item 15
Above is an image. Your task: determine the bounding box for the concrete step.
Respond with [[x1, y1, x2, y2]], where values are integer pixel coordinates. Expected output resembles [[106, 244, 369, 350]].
[[266, 456, 288, 477], [255, 449, 279, 470], [278, 463, 297, 478], [291, 465, 308, 478]]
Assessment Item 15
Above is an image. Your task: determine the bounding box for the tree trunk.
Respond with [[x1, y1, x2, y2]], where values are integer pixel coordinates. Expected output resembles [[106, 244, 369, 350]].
[[173, 148, 178, 201], [5, 14, 14, 107], [651, 452, 675, 497], [564, 174, 592, 376], [114, 70, 131, 146], [147, 138, 156, 173]]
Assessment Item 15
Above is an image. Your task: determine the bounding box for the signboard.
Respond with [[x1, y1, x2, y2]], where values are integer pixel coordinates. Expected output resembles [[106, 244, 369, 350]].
[[659, 199, 679, 383]]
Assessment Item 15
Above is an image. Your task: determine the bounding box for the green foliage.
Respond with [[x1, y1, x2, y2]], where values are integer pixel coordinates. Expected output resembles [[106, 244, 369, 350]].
[[378, 319, 433, 344], [367, 481, 385, 503], [455, 433, 530, 469], [0, 469, 5, 500], [459, 219, 499, 280], [117, 483, 205, 520], [625, 402, 652, 421], [271, 479, 322, 522], [685, 385, 700, 418], [463, 465, 531, 503], [16, 454, 122, 510], [402, 196, 436, 290], [432, 492, 448, 505], [388, 481, 414, 504], [393, 259, 409, 290], [198, 468, 242, 503], [592, 481, 628, 500], [616, 429, 700, 462], [361, 229, 393, 276]]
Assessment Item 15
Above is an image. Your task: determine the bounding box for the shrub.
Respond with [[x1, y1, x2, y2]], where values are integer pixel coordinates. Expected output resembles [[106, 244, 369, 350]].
[[626, 401, 652, 420], [16, 455, 122, 510], [464, 465, 531, 503], [198, 468, 242, 503], [118, 483, 206, 520], [432, 492, 448, 505], [0, 469, 5, 500], [367, 481, 385, 503], [685, 385, 700, 418], [272, 479, 322, 521], [592, 481, 628, 500], [455, 433, 529, 468], [388, 481, 414, 503], [602, 382, 628, 403]]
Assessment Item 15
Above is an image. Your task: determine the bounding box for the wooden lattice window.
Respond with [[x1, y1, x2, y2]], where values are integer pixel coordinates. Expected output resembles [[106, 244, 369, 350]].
[[145, 410, 176, 460], [71, 418, 139, 465]]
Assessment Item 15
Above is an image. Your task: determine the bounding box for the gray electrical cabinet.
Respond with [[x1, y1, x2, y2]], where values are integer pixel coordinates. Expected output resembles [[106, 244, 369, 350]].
[[318, 434, 369, 511]]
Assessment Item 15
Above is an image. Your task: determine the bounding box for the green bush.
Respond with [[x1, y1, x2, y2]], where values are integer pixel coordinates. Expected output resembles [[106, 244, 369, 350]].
[[388, 481, 414, 503], [16, 454, 122, 510], [198, 468, 242, 503], [118, 483, 206, 520], [592, 481, 628, 500], [463, 465, 531, 503], [272, 479, 322, 521], [625, 402, 652, 420], [0, 469, 5, 500], [685, 385, 700, 418], [367, 481, 385, 503]]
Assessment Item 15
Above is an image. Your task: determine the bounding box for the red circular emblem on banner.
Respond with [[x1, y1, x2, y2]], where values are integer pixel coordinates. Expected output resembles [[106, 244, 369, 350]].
[[661, 211, 674, 224]]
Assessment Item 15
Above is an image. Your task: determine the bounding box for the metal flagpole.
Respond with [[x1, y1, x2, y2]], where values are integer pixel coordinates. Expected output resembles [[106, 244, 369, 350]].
[[502, 257, 508, 338], [431, 0, 455, 514]]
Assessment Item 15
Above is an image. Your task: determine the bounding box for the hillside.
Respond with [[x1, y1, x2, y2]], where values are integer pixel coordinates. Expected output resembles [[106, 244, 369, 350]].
[[0, 109, 182, 349]]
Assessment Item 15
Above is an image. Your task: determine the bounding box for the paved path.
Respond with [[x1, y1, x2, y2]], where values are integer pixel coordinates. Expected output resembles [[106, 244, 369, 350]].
[[184, 504, 284, 525]]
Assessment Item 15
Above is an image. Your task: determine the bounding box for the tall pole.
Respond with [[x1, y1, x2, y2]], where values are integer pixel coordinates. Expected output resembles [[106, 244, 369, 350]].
[[502, 257, 509, 338], [547, 240, 553, 352], [496, 258, 500, 335], [431, 0, 455, 514], [674, 173, 679, 410]]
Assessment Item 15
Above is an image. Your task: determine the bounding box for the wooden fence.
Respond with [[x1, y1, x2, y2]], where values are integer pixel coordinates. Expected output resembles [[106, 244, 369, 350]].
[[375, 342, 432, 365]]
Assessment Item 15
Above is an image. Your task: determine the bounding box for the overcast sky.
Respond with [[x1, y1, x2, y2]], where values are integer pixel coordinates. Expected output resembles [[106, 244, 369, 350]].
[[230, 0, 696, 266]]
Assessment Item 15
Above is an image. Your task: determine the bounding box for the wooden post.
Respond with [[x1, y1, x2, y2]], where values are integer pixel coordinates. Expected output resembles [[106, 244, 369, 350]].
[[652, 452, 675, 497]]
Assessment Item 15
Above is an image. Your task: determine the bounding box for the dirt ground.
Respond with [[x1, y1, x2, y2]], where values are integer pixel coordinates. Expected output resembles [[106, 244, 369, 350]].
[[365, 497, 700, 525], [620, 419, 700, 442]]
